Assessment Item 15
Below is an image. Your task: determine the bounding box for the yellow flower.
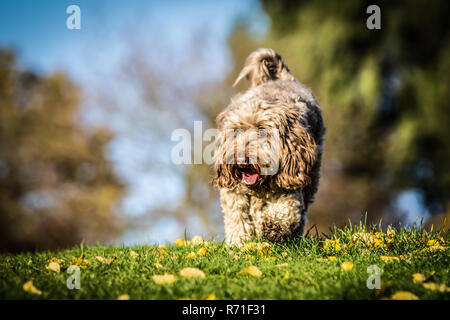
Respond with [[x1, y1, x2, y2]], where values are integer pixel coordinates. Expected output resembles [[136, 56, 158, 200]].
[[419, 246, 446, 253], [340, 261, 354, 271], [27, 259, 32, 265], [175, 239, 187, 246], [281, 252, 288, 258], [275, 263, 288, 268], [422, 282, 450, 292], [374, 232, 384, 239], [129, 250, 139, 258], [328, 256, 337, 261], [117, 294, 130, 300], [152, 273, 177, 285], [48, 257, 64, 264], [427, 239, 445, 247], [95, 256, 116, 264], [197, 247, 208, 256], [201, 294, 217, 300], [423, 238, 446, 252], [46, 262, 60, 273], [373, 239, 383, 248], [323, 238, 341, 251], [239, 265, 262, 277], [179, 267, 206, 279], [380, 256, 400, 263], [412, 273, 426, 283], [191, 235, 204, 245], [352, 232, 375, 244], [386, 226, 396, 238], [241, 242, 271, 257], [427, 239, 437, 247], [72, 253, 90, 268], [390, 291, 419, 300], [283, 271, 289, 280], [185, 252, 196, 259], [23, 281, 42, 295]]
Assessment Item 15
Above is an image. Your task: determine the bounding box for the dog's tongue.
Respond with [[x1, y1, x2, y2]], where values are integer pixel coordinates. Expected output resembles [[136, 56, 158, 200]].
[[243, 172, 258, 185]]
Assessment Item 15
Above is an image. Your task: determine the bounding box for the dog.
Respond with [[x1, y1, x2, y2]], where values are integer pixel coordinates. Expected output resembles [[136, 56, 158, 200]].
[[213, 48, 325, 246]]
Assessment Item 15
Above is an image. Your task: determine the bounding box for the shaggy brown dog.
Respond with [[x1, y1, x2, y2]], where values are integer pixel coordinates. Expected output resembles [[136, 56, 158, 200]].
[[214, 48, 325, 246]]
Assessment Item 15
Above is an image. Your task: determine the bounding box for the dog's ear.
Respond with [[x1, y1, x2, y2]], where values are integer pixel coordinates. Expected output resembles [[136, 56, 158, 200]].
[[232, 65, 253, 87], [213, 164, 235, 188], [213, 130, 237, 189], [233, 48, 294, 88], [274, 125, 317, 190]]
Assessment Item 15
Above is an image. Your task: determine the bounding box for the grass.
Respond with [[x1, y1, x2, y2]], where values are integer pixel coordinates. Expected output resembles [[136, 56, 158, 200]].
[[0, 222, 449, 300]]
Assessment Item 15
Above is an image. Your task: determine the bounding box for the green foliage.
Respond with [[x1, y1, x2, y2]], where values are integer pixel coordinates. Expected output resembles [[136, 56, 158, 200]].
[[0, 51, 125, 252], [0, 225, 448, 299]]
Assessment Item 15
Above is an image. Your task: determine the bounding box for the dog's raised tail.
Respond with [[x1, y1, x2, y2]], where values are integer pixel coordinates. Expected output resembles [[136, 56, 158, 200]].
[[233, 48, 295, 88]]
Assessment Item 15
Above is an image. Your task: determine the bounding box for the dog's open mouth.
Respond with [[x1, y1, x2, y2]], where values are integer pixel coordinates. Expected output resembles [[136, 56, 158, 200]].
[[242, 172, 259, 185]]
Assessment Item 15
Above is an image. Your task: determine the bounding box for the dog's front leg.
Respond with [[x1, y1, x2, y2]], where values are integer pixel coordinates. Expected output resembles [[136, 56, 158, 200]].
[[261, 190, 306, 242], [220, 188, 254, 246]]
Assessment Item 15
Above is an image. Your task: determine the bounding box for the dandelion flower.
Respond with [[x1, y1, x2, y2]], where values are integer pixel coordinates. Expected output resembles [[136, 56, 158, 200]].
[[180, 267, 206, 279], [152, 273, 177, 285], [239, 265, 262, 277], [380, 256, 400, 263], [197, 247, 208, 256], [46, 262, 60, 273], [390, 291, 419, 300], [129, 250, 138, 258], [328, 256, 337, 261], [340, 261, 354, 271], [185, 252, 196, 259], [422, 282, 450, 292], [412, 273, 426, 283], [191, 235, 203, 245], [23, 281, 42, 295]]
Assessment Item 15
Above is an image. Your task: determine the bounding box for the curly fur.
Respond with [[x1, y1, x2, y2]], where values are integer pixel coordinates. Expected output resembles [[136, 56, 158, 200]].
[[214, 48, 325, 246]]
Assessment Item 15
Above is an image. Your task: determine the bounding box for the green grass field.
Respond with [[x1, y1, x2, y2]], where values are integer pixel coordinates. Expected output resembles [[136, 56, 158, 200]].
[[1, 223, 449, 300]]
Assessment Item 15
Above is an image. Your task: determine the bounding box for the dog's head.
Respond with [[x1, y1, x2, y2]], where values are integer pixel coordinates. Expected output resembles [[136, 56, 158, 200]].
[[213, 101, 317, 191], [213, 125, 275, 189]]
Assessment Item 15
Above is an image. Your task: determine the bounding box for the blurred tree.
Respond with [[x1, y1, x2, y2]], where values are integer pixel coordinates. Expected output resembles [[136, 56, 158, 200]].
[[0, 50, 126, 252]]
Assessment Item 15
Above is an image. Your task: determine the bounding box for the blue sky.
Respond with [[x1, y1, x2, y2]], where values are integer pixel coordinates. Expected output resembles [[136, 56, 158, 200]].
[[0, 0, 268, 245], [0, 0, 267, 74]]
